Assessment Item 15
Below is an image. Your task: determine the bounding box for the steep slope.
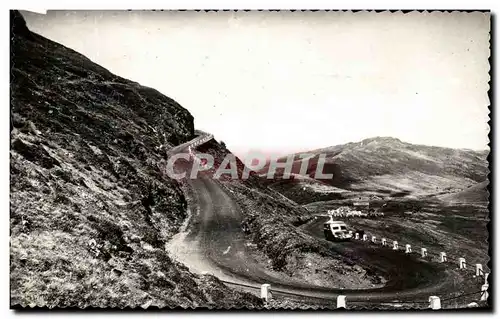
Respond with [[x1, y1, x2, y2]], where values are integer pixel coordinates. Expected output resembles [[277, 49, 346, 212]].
[[260, 137, 489, 204], [10, 11, 261, 308]]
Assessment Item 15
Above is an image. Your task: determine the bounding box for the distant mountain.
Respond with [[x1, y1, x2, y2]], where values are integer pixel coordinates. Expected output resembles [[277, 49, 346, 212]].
[[260, 137, 489, 204]]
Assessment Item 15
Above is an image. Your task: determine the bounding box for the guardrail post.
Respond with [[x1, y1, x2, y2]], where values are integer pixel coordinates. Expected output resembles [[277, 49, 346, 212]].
[[261, 284, 271, 302], [355, 233, 359, 240], [337, 295, 346, 308], [440, 252, 447, 262], [459, 258, 466, 269], [475, 264, 483, 276], [381, 238, 387, 246], [393, 241, 398, 250], [429, 296, 441, 310], [481, 284, 489, 301], [371, 236, 376, 243], [405, 244, 411, 254], [362, 234, 368, 241], [421, 248, 427, 258]]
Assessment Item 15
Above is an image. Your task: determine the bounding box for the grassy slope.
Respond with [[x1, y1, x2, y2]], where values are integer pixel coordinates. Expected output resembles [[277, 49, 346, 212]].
[[437, 180, 490, 204], [10, 11, 261, 308]]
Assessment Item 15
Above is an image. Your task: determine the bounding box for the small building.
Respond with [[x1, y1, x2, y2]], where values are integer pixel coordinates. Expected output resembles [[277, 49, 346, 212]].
[[352, 196, 370, 208]]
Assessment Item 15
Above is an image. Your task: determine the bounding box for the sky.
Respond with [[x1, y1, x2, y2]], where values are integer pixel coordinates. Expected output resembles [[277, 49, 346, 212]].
[[22, 10, 491, 158]]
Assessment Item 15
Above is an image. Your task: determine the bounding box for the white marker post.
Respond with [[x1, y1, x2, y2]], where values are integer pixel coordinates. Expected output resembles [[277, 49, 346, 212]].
[[421, 248, 428, 258], [440, 252, 447, 263], [485, 272, 490, 285], [261, 284, 271, 302], [362, 234, 368, 241], [381, 238, 387, 246], [405, 244, 412, 254], [355, 233, 359, 240], [371, 236, 376, 243], [429, 296, 441, 310], [476, 264, 483, 276], [393, 241, 398, 250], [337, 295, 347, 308], [481, 284, 489, 301], [459, 258, 466, 269]]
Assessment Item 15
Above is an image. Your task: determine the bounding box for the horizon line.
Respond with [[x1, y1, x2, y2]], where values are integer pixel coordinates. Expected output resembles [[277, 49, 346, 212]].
[[226, 135, 490, 161]]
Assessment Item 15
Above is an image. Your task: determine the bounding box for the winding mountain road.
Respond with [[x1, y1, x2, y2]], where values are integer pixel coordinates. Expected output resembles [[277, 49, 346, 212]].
[[165, 134, 467, 306]]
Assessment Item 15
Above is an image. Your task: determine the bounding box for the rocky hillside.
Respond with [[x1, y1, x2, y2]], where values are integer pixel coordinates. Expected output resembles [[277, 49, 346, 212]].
[[261, 137, 489, 204], [10, 10, 261, 308]]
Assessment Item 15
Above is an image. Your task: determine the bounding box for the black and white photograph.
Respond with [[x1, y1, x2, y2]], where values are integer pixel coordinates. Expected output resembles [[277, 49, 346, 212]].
[[9, 8, 491, 310]]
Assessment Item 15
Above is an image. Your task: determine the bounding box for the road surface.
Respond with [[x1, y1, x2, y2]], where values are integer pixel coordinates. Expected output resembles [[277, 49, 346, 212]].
[[165, 137, 467, 305]]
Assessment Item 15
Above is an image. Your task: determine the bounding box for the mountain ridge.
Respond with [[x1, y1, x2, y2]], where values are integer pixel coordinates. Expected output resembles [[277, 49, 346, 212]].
[[259, 136, 489, 205], [307, 136, 488, 157]]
